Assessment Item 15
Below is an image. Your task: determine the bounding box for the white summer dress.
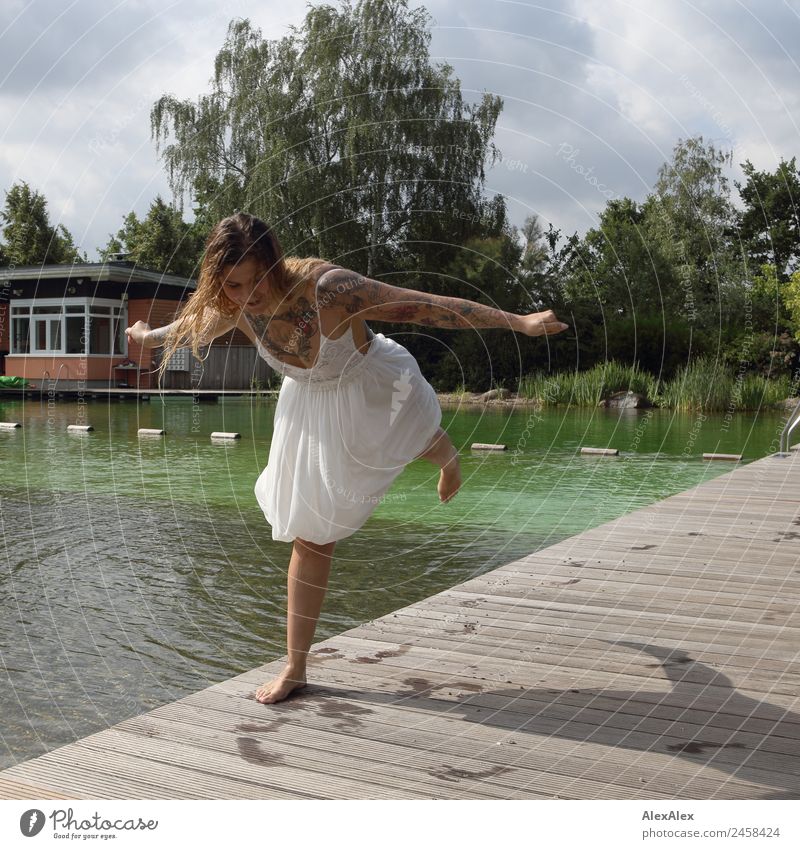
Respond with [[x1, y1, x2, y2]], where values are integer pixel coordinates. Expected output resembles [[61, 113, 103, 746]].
[[249, 285, 443, 545]]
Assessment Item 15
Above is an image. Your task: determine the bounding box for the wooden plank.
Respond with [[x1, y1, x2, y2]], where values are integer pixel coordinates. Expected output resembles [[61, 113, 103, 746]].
[[533, 546, 800, 572], [204, 669, 798, 797], [143, 690, 772, 800], [402, 601, 800, 660], [334, 624, 800, 695], [3, 735, 410, 800], [461, 570, 800, 608], [66, 735, 478, 800], [489, 556, 800, 587], [91, 714, 544, 800], [481, 565, 800, 599], [170, 673, 776, 798], [380, 603, 800, 666], [291, 653, 800, 756], [0, 777, 73, 799], [309, 632, 800, 705]]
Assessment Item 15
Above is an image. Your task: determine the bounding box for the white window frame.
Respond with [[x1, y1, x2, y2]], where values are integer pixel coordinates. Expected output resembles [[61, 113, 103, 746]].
[[10, 298, 127, 356]]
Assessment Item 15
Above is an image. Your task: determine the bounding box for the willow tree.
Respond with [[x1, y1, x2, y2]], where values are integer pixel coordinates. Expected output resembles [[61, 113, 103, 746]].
[[642, 136, 736, 325], [151, 0, 504, 277]]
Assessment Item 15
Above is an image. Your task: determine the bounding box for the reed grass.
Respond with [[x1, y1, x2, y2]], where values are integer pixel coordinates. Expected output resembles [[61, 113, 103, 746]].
[[518, 357, 792, 411], [518, 361, 658, 406], [656, 357, 792, 411]]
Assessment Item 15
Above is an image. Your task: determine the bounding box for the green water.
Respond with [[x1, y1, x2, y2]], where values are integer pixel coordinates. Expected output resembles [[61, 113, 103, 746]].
[[0, 395, 788, 768]]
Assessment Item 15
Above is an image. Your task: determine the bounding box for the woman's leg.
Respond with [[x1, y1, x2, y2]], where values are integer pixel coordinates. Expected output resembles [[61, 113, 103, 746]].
[[255, 536, 336, 704], [415, 426, 462, 503]]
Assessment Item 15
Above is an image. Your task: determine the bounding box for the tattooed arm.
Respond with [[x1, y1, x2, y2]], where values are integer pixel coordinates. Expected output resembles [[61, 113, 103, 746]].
[[125, 312, 238, 349], [316, 267, 569, 337]]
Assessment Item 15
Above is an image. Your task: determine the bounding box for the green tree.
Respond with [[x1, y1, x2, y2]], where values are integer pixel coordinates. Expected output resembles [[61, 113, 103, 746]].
[[516, 219, 584, 313], [642, 136, 736, 325], [562, 199, 695, 376], [752, 262, 800, 335], [738, 263, 800, 374], [420, 230, 525, 390], [516, 214, 551, 307], [520, 215, 548, 269], [737, 157, 800, 281], [569, 198, 678, 314], [99, 196, 203, 277], [783, 270, 800, 343], [527, 203, 700, 377], [0, 181, 84, 265], [151, 0, 504, 277]]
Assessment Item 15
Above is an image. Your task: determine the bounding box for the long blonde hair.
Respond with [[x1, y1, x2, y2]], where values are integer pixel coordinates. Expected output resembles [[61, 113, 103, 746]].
[[157, 213, 326, 380]]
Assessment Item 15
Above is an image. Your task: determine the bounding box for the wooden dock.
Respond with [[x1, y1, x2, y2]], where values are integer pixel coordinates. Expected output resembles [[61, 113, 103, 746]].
[[0, 387, 278, 401], [1, 451, 799, 800]]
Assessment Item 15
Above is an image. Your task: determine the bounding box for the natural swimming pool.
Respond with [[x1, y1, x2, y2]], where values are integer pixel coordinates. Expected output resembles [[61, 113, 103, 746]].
[[0, 396, 788, 768]]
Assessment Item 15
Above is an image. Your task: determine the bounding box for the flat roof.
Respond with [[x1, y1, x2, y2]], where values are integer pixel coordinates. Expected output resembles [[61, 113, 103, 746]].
[[0, 261, 196, 289]]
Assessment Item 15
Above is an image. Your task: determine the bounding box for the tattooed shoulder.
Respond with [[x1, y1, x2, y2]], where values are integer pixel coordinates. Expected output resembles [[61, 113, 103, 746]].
[[317, 268, 387, 318], [246, 298, 320, 361]]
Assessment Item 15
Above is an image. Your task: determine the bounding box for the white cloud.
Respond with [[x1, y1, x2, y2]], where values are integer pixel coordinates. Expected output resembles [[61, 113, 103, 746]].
[[1, 0, 799, 260], [0, 0, 303, 258], [576, 0, 800, 170]]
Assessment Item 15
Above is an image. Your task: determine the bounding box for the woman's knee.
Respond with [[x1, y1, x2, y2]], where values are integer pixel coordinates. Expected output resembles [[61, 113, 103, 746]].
[[415, 426, 446, 460], [293, 536, 336, 556]]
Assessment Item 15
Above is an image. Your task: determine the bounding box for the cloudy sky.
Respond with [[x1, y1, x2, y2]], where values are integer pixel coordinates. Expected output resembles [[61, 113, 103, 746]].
[[2, 0, 798, 260]]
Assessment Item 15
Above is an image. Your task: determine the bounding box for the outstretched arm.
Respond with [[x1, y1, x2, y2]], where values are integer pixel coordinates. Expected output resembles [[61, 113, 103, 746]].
[[125, 321, 177, 349], [126, 312, 237, 349], [317, 267, 568, 337]]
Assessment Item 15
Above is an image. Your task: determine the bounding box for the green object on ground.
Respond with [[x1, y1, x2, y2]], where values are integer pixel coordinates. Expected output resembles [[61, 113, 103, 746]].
[[0, 376, 30, 388]]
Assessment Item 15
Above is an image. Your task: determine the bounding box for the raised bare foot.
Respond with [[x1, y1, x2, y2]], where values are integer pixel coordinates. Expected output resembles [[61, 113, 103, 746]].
[[255, 667, 307, 704], [438, 449, 462, 503]]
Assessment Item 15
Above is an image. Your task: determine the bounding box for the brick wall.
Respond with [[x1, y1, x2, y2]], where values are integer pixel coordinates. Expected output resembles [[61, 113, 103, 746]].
[[3, 355, 118, 383]]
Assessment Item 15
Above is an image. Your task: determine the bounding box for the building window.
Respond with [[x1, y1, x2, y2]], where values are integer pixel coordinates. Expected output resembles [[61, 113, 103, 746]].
[[10, 299, 126, 355], [12, 316, 30, 353], [65, 316, 85, 353]]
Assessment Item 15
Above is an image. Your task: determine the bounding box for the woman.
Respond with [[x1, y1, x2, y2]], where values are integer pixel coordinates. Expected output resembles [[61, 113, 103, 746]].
[[126, 212, 568, 704]]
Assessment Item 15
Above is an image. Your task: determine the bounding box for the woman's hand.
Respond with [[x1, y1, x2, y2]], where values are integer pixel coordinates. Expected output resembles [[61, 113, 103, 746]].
[[125, 320, 152, 348], [517, 310, 569, 337]]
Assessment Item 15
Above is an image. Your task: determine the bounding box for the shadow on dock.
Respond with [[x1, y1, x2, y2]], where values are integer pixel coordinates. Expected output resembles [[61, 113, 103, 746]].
[[236, 641, 800, 799]]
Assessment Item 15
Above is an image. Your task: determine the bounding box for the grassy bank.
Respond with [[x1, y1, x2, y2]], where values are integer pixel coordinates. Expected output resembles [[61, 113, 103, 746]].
[[517, 358, 796, 411]]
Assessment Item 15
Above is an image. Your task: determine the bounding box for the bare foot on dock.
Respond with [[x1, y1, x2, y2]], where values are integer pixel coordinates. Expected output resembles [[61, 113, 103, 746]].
[[438, 448, 462, 503], [255, 667, 307, 704]]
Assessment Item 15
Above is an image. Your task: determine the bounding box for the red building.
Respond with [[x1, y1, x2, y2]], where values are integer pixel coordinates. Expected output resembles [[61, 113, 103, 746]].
[[0, 261, 267, 390], [0, 261, 194, 389]]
